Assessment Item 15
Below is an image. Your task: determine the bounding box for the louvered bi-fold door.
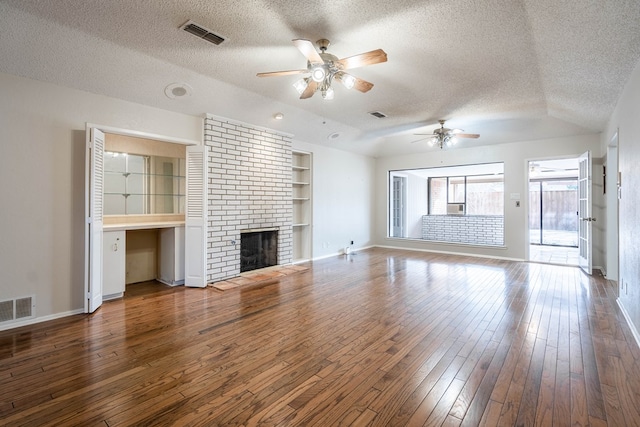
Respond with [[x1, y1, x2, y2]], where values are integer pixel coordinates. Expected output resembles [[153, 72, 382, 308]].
[[185, 145, 208, 287], [85, 127, 104, 312]]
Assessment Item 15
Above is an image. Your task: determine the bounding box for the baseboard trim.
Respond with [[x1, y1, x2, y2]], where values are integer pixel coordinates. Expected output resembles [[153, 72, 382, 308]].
[[0, 308, 84, 332], [617, 298, 640, 350]]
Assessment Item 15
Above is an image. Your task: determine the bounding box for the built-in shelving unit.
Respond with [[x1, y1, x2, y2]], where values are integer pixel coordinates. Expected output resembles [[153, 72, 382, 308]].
[[104, 152, 186, 215], [292, 150, 312, 262]]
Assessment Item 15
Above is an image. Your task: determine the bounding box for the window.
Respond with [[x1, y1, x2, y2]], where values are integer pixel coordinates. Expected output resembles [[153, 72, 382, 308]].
[[388, 163, 504, 245], [466, 175, 504, 215], [428, 174, 503, 216]]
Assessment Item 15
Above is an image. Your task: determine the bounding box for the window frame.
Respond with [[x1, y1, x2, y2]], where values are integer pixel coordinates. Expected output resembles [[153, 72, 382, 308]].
[[428, 173, 504, 216]]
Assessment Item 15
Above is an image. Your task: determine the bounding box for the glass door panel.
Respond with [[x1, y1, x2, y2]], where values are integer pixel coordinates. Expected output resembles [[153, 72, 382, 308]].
[[541, 180, 578, 246], [529, 182, 541, 244]]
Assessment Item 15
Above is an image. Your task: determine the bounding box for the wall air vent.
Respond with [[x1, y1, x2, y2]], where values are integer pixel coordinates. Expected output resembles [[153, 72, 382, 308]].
[[369, 111, 387, 119], [181, 20, 226, 46], [0, 296, 35, 324]]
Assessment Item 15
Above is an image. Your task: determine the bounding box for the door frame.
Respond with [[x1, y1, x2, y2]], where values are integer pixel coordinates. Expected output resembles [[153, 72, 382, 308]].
[[605, 131, 619, 280], [84, 123, 199, 313]]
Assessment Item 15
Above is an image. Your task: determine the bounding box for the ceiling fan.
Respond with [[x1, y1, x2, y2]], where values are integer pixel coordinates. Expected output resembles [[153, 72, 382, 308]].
[[257, 39, 387, 100], [413, 120, 480, 149], [529, 162, 578, 174]]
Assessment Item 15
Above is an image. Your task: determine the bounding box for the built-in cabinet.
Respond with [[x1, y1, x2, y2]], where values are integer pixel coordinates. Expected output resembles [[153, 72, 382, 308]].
[[292, 150, 312, 262], [103, 230, 126, 299], [102, 224, 185, 297]]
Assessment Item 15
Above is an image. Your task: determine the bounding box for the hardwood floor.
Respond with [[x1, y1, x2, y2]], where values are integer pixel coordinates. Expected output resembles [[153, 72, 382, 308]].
[[1, 248, 639, 426]]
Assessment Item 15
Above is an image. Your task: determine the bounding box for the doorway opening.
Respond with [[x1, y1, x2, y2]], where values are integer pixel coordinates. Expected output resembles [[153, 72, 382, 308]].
[[528, 158, 579, 266]]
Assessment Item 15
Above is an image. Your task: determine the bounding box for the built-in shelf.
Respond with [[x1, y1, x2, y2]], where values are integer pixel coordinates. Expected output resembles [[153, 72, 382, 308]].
[[292, 150, 312, 263]]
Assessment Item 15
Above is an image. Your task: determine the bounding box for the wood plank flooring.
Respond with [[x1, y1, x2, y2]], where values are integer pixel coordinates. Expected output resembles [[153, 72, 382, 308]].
[[1, 248, 639, 426]]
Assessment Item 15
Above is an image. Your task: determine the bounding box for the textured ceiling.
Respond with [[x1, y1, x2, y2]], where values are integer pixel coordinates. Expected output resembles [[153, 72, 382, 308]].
[[1, 0, 639, 157]]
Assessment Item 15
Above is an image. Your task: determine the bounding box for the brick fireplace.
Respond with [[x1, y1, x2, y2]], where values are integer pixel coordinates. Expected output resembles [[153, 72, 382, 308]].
[[204, 115, 293, 282]]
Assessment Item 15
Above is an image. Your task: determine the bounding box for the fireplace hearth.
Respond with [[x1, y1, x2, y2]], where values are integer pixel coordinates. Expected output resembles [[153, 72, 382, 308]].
[[240, 229, 278, 273]]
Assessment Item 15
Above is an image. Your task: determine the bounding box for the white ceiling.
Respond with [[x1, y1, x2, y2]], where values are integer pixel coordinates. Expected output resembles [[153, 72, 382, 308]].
[[1, 0, 639, 157]]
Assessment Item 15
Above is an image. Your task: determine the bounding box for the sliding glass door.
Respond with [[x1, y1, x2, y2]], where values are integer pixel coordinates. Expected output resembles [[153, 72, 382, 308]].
[[529, 180, 578, 247]]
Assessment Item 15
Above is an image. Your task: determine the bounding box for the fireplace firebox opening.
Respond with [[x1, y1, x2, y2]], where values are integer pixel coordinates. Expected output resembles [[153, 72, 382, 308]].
[[240, 229, 278, 273]]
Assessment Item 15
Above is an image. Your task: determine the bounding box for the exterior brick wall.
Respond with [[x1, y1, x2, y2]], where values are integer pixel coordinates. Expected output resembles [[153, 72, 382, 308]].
[[422, 215, 504, 246], [204, 115, 293, 282]]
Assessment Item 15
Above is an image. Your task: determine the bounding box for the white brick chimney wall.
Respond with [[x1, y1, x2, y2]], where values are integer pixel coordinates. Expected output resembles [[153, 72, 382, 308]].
[[204, 115, 293, 282]]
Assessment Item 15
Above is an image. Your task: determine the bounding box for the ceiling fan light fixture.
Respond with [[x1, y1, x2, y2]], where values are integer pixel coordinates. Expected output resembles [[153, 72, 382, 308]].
[[341, 73, 356, 89], [322, 87, 334, 100], [311, 66, 326, 83], [293, 78, 308, 94]]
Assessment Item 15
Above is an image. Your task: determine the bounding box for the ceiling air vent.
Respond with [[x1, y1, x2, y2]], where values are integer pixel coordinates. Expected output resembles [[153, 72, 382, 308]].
[[181, 20, 226, 46], [369, 111, 387, 119]]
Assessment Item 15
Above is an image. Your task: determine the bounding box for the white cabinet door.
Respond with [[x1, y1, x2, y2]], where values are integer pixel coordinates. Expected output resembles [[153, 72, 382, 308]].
[[185, 146, 208, 287], [158, 226, 185, 286], [85, 127, 105, 313], [103, 230, 126, 298]]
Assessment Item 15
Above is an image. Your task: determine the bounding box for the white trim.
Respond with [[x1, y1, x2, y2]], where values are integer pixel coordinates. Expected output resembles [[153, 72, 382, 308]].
[[307, 245, 376, 261], [86, 123, 200, 146], [0, 309, 84, 332], [617, 299, 640, 350], [205, 113, 295, 139]]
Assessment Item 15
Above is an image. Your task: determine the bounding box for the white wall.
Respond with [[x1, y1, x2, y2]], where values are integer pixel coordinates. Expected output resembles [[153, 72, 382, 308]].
[[602, 57, 640, 341], [0, 72, 202, 327], [375, 134, 603, 263], [292, 140, 375, 257]]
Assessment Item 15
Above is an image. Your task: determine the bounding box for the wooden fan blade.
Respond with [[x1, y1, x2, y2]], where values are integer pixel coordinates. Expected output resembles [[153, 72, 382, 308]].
[[352, 77, 374, 93], [292, 39, 323, 64], [456, 133, 480, 139], [336, 73, 374, 93], [335, 49, 387, 70], [257, 69, 309, 77], [300, 80, 318, 99], [411, 136, 435, 144]]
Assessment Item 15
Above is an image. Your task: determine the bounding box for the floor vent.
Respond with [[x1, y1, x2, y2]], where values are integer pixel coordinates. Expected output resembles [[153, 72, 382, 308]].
[[0, 296, 35, 323], [369, 111, 387, 119], [181, 20, 226, 46]]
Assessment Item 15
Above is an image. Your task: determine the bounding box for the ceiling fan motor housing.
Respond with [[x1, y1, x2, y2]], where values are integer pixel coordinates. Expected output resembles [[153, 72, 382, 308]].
[[316, 39, 331, 52]]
